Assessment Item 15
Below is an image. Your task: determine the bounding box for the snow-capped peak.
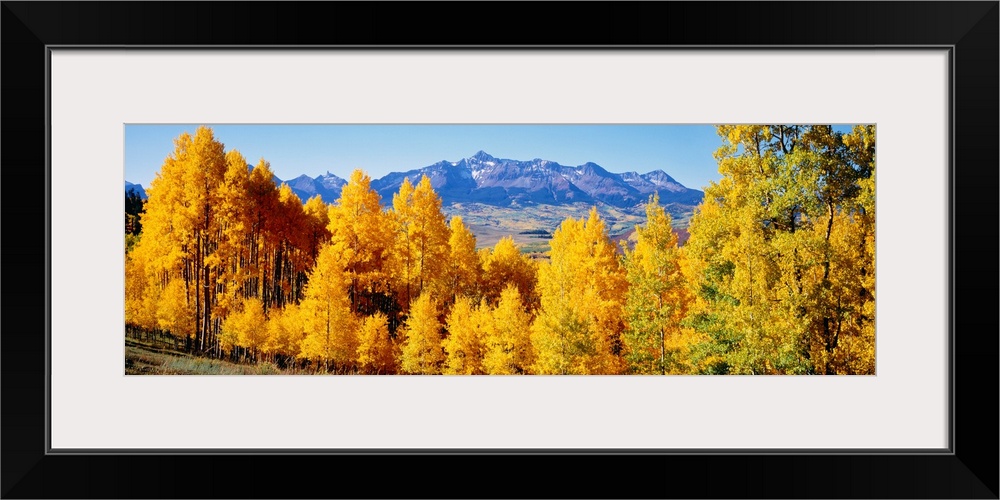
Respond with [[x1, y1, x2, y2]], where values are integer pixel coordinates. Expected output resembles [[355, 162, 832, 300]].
[[469, 150, 497, 163]]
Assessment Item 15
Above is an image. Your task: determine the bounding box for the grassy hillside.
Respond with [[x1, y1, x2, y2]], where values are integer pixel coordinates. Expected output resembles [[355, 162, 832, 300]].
[[126, 338, 297, 375]]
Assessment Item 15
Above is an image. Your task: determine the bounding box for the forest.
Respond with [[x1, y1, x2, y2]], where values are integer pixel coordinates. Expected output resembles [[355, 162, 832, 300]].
[[125, 125, 875, 375]]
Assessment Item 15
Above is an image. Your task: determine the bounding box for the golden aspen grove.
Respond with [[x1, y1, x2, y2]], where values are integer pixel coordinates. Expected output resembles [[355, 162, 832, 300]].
[[125, 125, 875, 375]]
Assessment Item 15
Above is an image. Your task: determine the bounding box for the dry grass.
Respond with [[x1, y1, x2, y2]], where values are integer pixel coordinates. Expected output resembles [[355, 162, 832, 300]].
[[126, 341, 287, 375]]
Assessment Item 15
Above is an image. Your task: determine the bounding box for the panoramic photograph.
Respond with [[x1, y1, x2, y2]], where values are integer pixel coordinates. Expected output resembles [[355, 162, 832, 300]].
[[124, 124, 875, 375]]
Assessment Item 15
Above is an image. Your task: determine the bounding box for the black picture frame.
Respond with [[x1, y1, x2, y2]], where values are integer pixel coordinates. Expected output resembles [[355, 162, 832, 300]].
[[3, 2, 996, 498]]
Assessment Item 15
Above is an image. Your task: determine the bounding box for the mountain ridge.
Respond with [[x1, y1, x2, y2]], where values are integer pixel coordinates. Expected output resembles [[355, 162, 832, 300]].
[[127, 151, 703, 212], [365, 151, 704, 210]]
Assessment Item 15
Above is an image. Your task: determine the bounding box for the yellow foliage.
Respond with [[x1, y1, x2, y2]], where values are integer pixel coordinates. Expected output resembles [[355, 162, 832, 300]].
[[531, 208, 626, 375], [682, 125, 875, 374], [157, 279, 195, 340], [356, 312, 397, 374], [482, 285, 534, 375], [299, 244, 358, 372], [220, 297, 268, 354], [127, 124, 877, 376], [446, 216, 482, 303], [390, 176, 451, 309], [125, 243, 158, 331], [399, 293, 444, 374], [442, 297, 485, 375], [622, 193, 693, 374], [264, 304, 305, 359], [328, 170, 393, 312], [481, 236, 537, 309]]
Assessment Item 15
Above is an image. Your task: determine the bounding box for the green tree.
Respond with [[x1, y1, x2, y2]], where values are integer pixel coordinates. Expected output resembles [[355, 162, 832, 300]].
[[683, 125, 875, 374], [622, 193, 691, 374], [125, 187, 144, 237]]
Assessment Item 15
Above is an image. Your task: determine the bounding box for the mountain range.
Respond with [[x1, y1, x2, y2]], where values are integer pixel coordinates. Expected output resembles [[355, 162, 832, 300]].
[[126, 151, 703, 212], [368, 151, 703, 209]]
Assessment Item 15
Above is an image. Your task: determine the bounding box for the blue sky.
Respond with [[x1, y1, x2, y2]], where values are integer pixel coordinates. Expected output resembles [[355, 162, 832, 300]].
[[124, 124, 858, 192]]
